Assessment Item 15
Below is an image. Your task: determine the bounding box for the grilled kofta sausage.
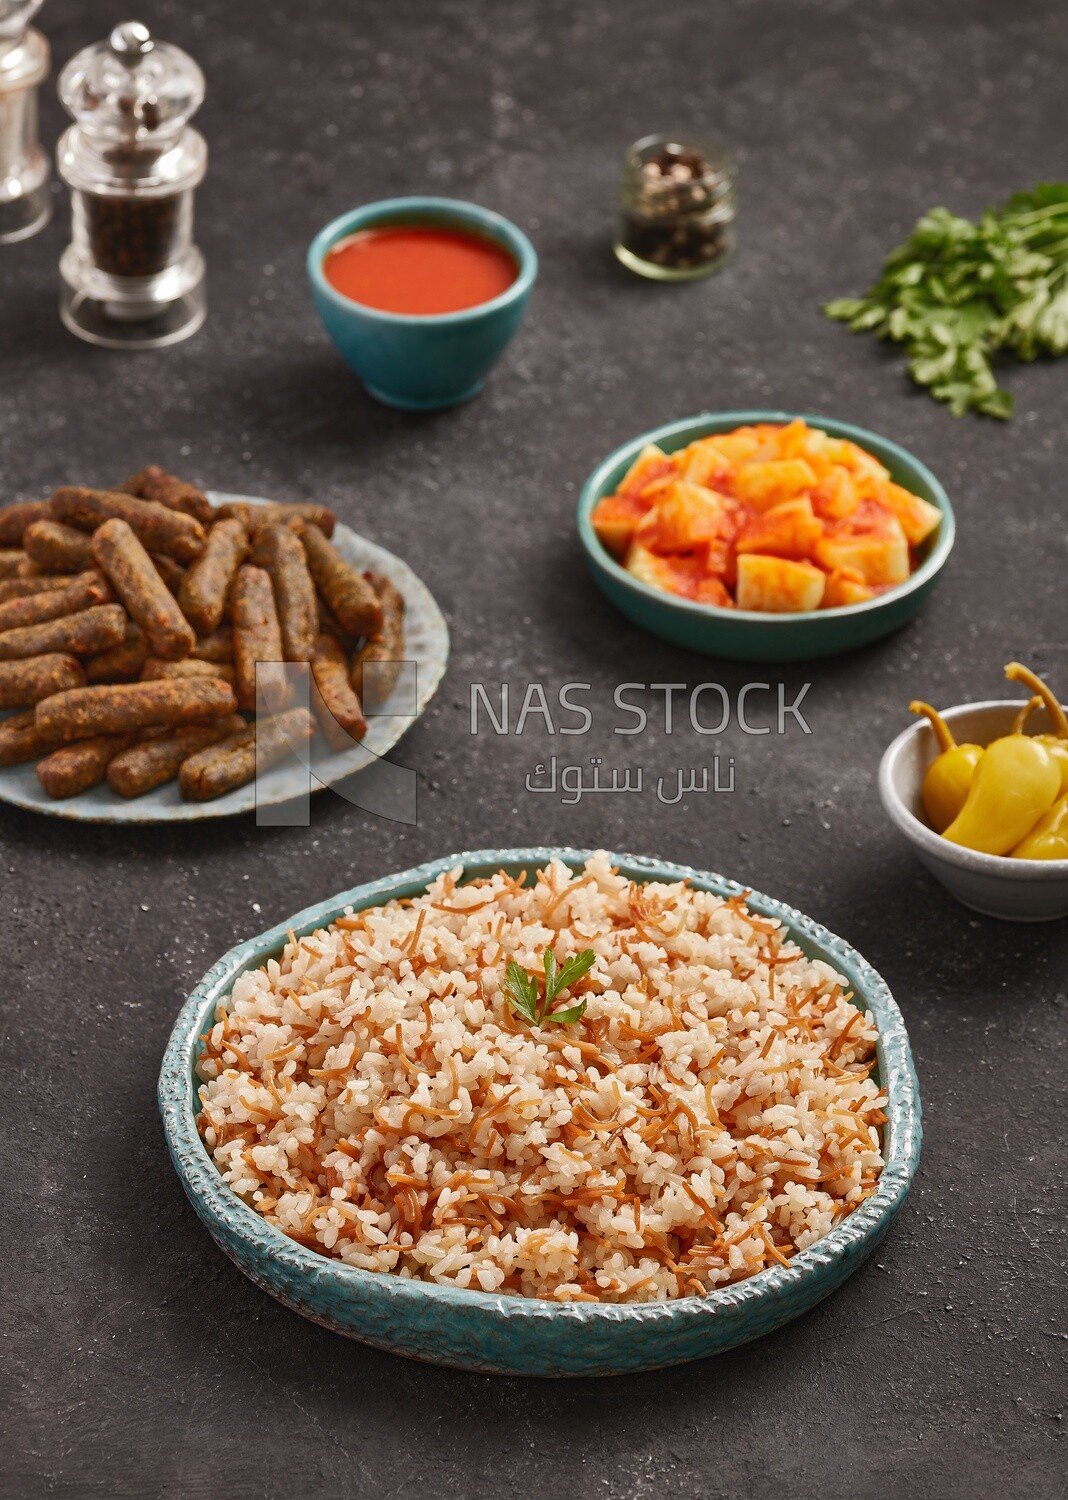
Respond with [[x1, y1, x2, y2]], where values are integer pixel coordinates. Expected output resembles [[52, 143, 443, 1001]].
[[310, 632, 367, 750], [91, 518, 196, 661], [0, 574, 74, 603], [179, 707, 314, 801], [0, 708, 56, 767], [36, 732, 138, 799], [190, 624, 233, 663], [350, 571, 406, 706], [0, 603, 127, 662], [211, 501, 252, 531], [268, 502, 336, 535], [177, 724, 253, 799], [51, 486, 206, 564], [119, 465, 214, 526], [0, 653, 86, 709], [0, 500, 51, 546], [141, 656, 235, 684], [296, 523, 382, 638], [217, 500, 337, 537], [0, 570, 111, 634], [231, 564, 289, 712], [85, 622, 148, 683], [177, 517, 248, 635], [36, 677, 236, 739], [314, 592, 354, 650], [22, 520, 96, 574], [149, 552, 186, 596], [106, 713, 246, 797], [0, 549, 26, 579], [250, 523, 317, 662]]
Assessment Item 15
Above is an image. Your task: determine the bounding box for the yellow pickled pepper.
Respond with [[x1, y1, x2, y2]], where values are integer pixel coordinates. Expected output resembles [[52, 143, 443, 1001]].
[[941, 672, 1062, 855], [1005, 663, 1068, 859], [909, 701, 983, 833], [1013, 797, 1068, 859], [1011, 696, 1043, 734], [1004, 662, 1068, 794]]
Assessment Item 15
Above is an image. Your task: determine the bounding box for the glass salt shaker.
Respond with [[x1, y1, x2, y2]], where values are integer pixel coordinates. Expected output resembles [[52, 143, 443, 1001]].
[[0, 0, 50, 244], [56, 20, 207, 348], [614, 132, 736, 281]]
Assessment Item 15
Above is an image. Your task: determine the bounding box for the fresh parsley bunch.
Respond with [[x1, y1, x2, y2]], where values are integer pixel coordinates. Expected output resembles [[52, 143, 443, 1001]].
[[824, 183, 1068, 418]]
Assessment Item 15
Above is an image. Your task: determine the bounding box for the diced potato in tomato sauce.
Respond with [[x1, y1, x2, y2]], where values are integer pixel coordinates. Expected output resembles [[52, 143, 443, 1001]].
[[814, 518, 910, 586], [702, 430, 763, 464], [589, 418, 939, 615], [731, 459, 819, 511], [736, 555, 826, 613], [735, 496, 822, 560], [695, 576, 733, 608], [617, 444, 676, 500], [811, 468, 859, 520], [879, 482, 942, 546], [821, 438, 889, 486], [823, 571, 876, 608], [676, 439, 732, 489], [591, 491, 649, 559], [635, 480, 735, 553], [624, 543, 707, 600]]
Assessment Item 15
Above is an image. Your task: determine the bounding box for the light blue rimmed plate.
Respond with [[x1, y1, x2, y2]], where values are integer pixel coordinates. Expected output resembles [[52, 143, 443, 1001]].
[[158, 847, 922, 1377], [577, 410, 955, 661], [0, 493, 449, 822]]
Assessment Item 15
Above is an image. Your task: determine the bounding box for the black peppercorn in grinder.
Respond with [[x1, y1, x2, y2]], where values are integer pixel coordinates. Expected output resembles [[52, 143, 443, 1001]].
[[56, 20, 207, 348], [0, 0, 50, 244]]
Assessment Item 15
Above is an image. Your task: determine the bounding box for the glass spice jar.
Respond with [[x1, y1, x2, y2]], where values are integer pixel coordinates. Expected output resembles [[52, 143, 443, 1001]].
[[56, 20, 207, 348], [0, 0, 50, 245], [614, 132, 736, 281]]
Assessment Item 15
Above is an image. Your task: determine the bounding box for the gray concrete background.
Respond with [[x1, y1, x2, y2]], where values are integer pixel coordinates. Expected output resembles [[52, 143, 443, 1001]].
[[1, 1, 1065, 1495]]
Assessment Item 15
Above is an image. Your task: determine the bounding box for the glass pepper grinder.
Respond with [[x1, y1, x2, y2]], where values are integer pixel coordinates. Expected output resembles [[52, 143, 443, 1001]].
[[56, 20, 207, 349], [0, 0, 51, 244]]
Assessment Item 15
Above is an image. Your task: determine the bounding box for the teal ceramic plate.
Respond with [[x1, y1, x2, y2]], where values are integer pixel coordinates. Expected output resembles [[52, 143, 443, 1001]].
[[0, 493, 449, 822], [159, 847, 922, 1377], [577, 411, 955, 661]]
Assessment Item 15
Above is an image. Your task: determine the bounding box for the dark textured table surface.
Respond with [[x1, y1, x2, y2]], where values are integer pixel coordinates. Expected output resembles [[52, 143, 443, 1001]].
[[2, 1, 1066, 1495]]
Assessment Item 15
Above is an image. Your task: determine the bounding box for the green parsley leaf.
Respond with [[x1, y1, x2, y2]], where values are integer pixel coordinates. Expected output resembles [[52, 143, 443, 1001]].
[[502, 959, 540, 1024], [541, 1001, 588, 1027], [542, 948, 558, 1013], [823, 182, 1068, 417], [552, 949, 597, 999], [501, 947, 597, 1028]]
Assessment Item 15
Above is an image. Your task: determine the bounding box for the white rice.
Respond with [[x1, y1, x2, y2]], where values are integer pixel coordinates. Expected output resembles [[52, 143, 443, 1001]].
[[196, 853, 885, 1302]]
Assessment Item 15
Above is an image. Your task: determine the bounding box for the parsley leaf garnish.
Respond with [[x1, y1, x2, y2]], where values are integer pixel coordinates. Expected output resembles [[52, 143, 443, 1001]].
[[501, 948, 596, 1028], [824, 184, 1068, 417]]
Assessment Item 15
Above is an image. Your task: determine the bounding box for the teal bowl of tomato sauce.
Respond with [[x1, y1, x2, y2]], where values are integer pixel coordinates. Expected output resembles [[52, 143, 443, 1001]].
[[307, 197, 538, 411]]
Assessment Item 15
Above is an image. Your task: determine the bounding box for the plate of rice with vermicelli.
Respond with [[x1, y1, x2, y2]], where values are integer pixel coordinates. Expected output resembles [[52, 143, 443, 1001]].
[[160, 848, 921, 1376]]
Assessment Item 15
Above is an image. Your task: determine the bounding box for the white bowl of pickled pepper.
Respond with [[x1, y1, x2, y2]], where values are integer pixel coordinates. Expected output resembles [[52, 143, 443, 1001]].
[[880, 663, 1068, 921]]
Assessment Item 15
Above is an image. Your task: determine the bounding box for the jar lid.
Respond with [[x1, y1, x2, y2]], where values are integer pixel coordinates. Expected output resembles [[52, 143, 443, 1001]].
[[0, 0, 48, 91], [59, 20, 204, 143], [624, 133, 735, 198], [0, 0, 45, 43]]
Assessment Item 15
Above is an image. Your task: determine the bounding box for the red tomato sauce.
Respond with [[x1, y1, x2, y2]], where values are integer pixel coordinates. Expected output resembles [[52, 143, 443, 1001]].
[[323, 225, 518, 315]]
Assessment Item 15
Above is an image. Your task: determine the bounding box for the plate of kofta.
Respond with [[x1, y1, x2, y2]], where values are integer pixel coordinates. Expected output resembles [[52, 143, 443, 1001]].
[[0, 468, 449, 822]]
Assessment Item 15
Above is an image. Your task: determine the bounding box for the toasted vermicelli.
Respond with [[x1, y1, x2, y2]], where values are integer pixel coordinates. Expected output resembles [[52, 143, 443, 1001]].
[[196, 853, 885, 1303]]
